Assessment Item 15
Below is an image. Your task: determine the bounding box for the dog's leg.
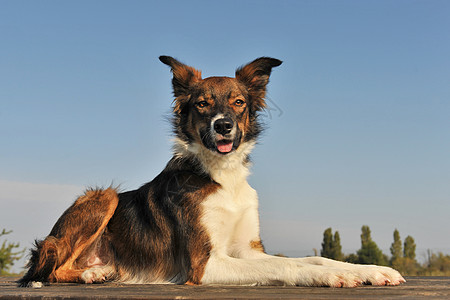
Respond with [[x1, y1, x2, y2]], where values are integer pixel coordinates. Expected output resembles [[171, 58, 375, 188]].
[[201, 254, 364, 287], [235, 245, 405, 287], [52, 188, 118, 283], [202, 254, 406, 287], [19, 188, 118, 286], [226, 249, 405, 286]]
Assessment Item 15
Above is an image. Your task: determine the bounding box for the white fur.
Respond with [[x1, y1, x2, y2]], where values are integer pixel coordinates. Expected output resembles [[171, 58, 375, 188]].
[[173, 137, 254, 185], [81, 266, 114, 284]]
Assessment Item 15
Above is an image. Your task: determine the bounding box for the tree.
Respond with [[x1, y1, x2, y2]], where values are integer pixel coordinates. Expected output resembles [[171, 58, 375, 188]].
[[0, 229, 24, 275], [321, 228, 333, 259], [332, 231, 344, 261], [320, 228, 344, 261], [390, 229, 402, 265], [387, 231, 420, 275], [392, 235, 419, 275], [403, 235, 416, 260], [356, 225, 387, 265]]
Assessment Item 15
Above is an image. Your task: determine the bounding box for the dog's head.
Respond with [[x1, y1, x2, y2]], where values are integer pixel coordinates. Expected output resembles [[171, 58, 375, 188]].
[[160, 56, 282, 156]]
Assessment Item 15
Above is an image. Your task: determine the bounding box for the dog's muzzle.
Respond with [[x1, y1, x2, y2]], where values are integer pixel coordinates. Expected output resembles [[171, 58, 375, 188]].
[[213, 117, 234, 154]]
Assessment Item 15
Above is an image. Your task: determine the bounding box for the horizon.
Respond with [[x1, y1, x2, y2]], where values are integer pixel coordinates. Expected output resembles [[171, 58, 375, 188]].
[[1, 1, 449, 273]]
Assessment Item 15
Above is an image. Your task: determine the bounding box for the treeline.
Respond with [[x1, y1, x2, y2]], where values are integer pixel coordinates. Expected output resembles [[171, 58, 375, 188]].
[[319, 226, 450, 276]]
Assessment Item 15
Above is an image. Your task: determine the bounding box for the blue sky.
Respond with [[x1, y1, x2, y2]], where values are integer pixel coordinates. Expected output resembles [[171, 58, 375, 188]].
[[1, 0, 449, 271]]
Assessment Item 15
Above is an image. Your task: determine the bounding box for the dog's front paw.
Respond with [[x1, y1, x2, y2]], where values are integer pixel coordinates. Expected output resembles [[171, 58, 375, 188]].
[[353, 265, 406, 286], [297, 267, 362, 287]]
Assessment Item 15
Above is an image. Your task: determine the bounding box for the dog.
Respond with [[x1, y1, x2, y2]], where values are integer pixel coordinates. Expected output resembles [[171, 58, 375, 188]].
[[19, 56, 405, 287]]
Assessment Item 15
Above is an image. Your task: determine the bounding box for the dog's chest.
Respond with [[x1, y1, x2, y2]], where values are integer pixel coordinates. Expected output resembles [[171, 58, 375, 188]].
[[200, 179, 258, 254]]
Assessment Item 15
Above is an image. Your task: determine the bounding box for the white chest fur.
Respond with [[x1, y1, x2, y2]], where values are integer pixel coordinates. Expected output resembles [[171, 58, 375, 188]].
[[201, 177, 260, 256]]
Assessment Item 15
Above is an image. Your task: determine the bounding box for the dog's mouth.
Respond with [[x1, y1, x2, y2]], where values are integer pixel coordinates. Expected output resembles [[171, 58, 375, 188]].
[[216, 140, 234, 154], [198, 125, 242, 155]]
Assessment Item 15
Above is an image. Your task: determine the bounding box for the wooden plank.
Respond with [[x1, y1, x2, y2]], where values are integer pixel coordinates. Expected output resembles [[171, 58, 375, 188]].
[[1, 277, 449, 299]]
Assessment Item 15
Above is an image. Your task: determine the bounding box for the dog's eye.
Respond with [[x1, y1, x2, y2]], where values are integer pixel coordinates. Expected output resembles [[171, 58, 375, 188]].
[[196, 101, 209, 108], [234, 99, 245, 107]]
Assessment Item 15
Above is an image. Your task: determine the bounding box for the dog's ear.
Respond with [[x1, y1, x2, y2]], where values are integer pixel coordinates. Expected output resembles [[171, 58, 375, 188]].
[[159, 56, 202, 98], [235, 57, 282, 111]]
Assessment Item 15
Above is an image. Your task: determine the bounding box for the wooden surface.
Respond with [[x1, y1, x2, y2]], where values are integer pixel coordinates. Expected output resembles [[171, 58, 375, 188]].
[[1, 277, 449, 299]]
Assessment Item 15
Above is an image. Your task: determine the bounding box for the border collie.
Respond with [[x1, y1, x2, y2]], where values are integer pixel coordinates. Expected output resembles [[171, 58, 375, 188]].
[[19, 56, 405, 287]]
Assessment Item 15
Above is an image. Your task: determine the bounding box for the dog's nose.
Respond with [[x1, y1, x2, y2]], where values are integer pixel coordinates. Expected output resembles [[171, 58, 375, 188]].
[[213, 118, 234, 135]]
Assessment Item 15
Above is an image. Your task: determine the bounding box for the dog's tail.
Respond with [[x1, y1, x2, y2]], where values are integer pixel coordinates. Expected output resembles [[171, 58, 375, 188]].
[[17, 237, 60, 287]]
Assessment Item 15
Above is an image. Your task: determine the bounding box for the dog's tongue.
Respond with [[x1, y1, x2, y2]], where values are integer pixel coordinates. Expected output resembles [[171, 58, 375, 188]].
[[217, 141, 233, 153]]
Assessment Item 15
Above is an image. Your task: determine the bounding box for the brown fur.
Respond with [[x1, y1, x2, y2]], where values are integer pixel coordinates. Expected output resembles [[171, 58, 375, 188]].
[[50, 189, 118, 282], [183, 184, 219, 284], [235, 57, 282, 112], [250, 240, 265, 253], [20, 188, 118, 285]]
